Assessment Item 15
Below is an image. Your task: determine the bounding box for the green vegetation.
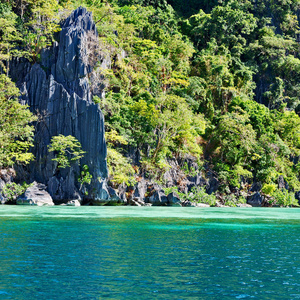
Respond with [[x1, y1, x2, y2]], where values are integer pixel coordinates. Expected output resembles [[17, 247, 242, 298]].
[[48, 135, 85, 169], [163, 186, 217, 206], [271, 189, 299, 207], [185, 186, 217, 206], [2, 182, 32, 202], [48, 134, 92, 192], [0, 74, 36, 167], [78, 164, 92, 195], [2, 0, 300, 206]]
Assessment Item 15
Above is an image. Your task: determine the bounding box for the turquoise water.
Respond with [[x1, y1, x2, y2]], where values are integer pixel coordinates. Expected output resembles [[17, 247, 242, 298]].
[[0, 207, 299, 299]]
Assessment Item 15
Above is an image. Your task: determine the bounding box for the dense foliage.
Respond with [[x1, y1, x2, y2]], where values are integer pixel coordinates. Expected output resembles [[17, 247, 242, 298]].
[[0, 74, 36, 167], [2, 0, 300, 205]]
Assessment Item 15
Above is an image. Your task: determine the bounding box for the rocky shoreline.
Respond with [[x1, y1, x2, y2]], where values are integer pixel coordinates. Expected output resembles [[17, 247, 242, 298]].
[[1, 7, 299, 209], [0, 168, 295, 208]]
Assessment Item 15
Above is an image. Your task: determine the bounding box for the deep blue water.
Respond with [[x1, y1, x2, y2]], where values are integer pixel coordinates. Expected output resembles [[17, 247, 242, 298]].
[[0, 206, 299, 299]]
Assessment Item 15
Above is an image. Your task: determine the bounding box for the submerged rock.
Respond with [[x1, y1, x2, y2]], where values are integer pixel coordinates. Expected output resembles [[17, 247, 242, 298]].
[[17, 182, 54, 206], [66, 200, 81, 206], [237, 203, 252, 208], [182, 200, 192, 207]]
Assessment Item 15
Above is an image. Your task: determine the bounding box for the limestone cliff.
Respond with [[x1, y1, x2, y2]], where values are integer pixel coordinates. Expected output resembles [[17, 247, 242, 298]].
[[11, 7, 109, 203]]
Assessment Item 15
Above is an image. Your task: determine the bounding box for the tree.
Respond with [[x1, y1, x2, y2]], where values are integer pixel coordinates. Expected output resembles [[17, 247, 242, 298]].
[[0, 74, 37, 167], [153, 94, 205, 161], [48, 135, 85, 169], [21, 0, 61, 61], [105, 129, 136, 186], [213, 109, 257, 166], [184, 5, 257, 53], [0, 4, 23, 74]]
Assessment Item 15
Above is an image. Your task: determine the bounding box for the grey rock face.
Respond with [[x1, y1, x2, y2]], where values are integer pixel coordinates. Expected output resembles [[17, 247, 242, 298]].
[[295, 191, 300, 205], [187, 173, 207, 192], [0, 193, 5, 205], [133, 180, 147, 202], [148, 190, 168, 206], [247, 192, 264, 207], [106, 186, 125, 205], [278, 175, 289, 190], [117, 183, 127, 204], [250, 182, 262, 192], [66, 200, 81, 206], [17, 182, 54, 206], [107, 186, 120, 201], [0, 179, 7, 204], [182, 200, 192, 207], [163, 160, 181, 187], [92, 180, 110, 205], [130, 199, 142, 206], [12, 7, 108, 202], [206, 177, 219, 194], [0, 170, 15, 204], [0, 169, 15, 183], [144, 183, 168, 206], [167, 192, 182, 206]]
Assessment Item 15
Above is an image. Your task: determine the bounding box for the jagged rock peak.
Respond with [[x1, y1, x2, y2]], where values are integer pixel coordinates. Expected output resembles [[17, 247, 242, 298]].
[[12, 7, 109, 203], [50, 6, 102, 101], [62, 6, 96, 32]]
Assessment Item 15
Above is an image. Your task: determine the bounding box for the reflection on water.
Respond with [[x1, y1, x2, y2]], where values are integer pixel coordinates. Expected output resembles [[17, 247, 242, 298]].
[[0, 207, 299, 299]]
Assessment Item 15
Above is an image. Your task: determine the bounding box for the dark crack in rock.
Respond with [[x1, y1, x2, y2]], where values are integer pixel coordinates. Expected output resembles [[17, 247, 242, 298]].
[[11, 7, 109, 203]]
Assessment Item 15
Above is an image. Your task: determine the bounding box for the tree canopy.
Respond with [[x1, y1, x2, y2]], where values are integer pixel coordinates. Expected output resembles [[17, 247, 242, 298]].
[[0, 74, 36, 167], [2, 0, 300, 205]]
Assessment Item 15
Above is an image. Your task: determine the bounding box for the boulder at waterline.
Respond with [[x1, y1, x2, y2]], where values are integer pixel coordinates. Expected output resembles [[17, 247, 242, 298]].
[[66, 200, 81, 206], [148, 190, 168, 206], [17, 182, 54, 206], [167, 192, 182, 206]]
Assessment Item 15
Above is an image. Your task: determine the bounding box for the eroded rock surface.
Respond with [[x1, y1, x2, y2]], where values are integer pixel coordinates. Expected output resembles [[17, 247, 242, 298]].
[[17, 182, 54, 206], [167, 192, 182, 206], [247, 192, 264, 207], [11, 7, 109, 203]]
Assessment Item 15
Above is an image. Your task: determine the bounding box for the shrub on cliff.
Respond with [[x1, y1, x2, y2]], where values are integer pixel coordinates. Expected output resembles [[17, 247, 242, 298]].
[[0, 74, 37, 167]]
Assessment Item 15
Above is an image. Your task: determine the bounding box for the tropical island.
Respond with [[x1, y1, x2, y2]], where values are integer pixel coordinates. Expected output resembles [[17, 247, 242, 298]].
[[1, 0, 300, 207]]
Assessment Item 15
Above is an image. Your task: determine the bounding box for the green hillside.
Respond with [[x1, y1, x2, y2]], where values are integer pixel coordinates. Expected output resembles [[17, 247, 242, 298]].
[[1, 0, 300, 206]]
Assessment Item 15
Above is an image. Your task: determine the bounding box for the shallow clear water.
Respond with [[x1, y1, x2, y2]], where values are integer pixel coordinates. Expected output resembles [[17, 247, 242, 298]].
[[0, 206, 299, 299]]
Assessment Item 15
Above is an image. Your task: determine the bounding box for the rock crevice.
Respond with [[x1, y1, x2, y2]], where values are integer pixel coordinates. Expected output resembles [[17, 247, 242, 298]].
[[11, 7, 108, 203]]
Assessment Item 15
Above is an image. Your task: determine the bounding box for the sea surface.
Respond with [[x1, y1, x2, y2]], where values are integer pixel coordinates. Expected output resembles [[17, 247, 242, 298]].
[[0, 206, 299, 299]]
